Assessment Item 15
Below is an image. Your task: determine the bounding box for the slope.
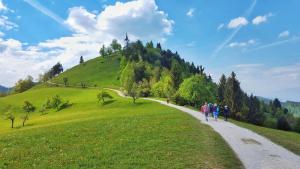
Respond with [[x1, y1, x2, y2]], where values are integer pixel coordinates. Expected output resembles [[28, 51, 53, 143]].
[[51, 54, 121, 88], [0, 87, 243, 169]]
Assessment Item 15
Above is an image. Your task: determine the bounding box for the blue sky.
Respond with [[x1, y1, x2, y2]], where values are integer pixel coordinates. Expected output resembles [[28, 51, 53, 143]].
[[0, 0, 299, 101]]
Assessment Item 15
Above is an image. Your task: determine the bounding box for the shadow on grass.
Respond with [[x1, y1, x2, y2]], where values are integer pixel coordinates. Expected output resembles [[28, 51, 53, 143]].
[[101, 100, 116, 106]]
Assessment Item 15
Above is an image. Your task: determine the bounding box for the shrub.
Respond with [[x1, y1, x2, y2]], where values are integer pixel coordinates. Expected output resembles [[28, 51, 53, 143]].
[[277, 116, 291, 131]]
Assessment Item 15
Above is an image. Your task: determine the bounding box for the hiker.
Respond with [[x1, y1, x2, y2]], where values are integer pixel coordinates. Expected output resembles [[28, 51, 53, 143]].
[[213, 103, 219, 121], [203, 102, 209, 121], [208, 103, 213, 117], [224, 105, 230, 121]]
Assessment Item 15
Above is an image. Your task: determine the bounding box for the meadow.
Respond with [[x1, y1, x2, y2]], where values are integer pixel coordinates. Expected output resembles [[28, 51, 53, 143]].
[[0, 88, 243, 169]]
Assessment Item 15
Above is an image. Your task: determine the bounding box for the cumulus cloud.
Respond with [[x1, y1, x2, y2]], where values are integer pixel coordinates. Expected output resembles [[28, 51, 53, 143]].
[[252, 13, 273, 25], [278, 30, 290, 38], [228, 39, 256, 48], [186, 8, 195, 17], [228, 17, 248, 29], [0, 31, 4, 37], [0, 0, 174, 87]]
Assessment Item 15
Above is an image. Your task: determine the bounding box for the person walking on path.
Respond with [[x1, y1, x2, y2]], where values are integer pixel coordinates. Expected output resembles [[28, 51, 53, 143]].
[[213, 103, 219, 121], [203, 102, 209, 121], [224, 105, 230, 121]]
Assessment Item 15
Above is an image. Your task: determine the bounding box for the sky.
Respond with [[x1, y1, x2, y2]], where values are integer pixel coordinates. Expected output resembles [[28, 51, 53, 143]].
[[0, 0, 299, 101]]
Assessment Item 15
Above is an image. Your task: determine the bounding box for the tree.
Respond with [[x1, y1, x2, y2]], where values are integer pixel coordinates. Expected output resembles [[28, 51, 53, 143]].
[[51, 62, 64, 77], [6, 113, 15, 128], [246, 94, 264, 125], [51, 95, 62, 111], [120, 63, 138, 103], [277, 116, 291, 131], [97, 90, 113, 104], [99, 45, 106, 57], [80, 56, 84, 64], [22, 101, 35, 127], [224, 72, 243, 117], [177, 74, 216, 107], [156, 43, 162, 51], [63, 77, 68, 87], [111, 39, 122, 52], [170, 59, 182, 90], [14, 76, 35, 93], [217, 74, 226, 106]]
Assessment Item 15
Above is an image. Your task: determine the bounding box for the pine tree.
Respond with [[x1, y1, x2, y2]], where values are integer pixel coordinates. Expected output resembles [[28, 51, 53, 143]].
[[224, 72, 243, 116], [217, 74, 226, 105], [80, 56, 84, 64]]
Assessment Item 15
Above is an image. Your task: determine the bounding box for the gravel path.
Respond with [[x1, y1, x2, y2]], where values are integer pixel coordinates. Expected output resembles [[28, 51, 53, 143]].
[[142, 98, 300, 169]]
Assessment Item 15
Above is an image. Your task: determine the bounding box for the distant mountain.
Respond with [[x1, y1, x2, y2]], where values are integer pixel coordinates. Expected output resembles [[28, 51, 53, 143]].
[[0, 85, 9, 93], [257, 96, 272, 104], [283, 101, 300, 117], [257, 96, 300, 117]]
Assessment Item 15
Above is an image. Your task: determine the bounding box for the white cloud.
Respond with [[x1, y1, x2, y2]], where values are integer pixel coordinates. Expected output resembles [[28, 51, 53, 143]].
[[228, 17, 248, 29], [186, 8, 195, 17], [186, 41, 196, 47], [278, 30, 290, 38], [65, 7, 97, 34], [252, 13, 272, 25], [0, 31, 4, 37], [217, 23, 224, 30], [0, 15, 18, 30], [0, 0, 8, 11], [228, 39, 256, 48], [0, 0, 174, 87]]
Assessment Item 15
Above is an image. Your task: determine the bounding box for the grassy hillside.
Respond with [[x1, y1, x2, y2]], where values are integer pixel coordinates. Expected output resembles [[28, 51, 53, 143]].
[[51, 55, 121, 88], [0, 88, 243, 169]]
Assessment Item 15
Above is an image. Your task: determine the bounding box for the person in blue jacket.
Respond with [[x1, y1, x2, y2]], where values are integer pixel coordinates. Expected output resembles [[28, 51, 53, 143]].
[[213, 103, 219, 121]]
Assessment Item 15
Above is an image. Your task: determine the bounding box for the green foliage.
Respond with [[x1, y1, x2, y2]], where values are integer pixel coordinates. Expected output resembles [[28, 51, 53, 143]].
[[14, 76, 35, 93], [63, 77, 68, 87], [110, 39, 122, 52], [5, 112, 15, 128], [224, 72, 243, 116], [177, 74, 216, 107], [22, 101, 35, 113], [97, 90, 113, 104]]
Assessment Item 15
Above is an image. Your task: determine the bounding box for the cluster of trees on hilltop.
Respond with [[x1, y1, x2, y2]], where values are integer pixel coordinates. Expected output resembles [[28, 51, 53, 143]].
[[108, 36, 300, 134]]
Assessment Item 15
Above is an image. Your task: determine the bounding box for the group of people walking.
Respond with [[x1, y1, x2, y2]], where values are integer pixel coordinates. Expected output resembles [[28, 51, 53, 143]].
[[200, 102, 230, 122]]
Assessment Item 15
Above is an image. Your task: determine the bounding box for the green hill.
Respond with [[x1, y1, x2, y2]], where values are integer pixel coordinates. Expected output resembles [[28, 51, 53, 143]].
[[0, 87, 243, 168], [51, 54, 121, 88]]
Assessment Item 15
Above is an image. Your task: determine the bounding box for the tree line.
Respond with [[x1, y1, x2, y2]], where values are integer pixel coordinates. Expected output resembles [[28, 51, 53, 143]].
[[112, 36, 300, 133]]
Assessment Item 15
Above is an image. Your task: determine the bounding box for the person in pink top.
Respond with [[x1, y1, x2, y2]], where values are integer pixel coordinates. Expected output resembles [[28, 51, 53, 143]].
[[203, 102, 209, 121]]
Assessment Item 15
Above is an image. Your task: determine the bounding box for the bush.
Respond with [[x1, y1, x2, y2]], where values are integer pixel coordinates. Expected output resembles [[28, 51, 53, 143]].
[[263, 117, 277, 129], [277, 116, 291, 131]]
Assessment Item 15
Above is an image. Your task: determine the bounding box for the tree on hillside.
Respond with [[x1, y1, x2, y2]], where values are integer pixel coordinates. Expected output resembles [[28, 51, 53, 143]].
[[14, 75, 35, 93], [100, 45, 106, 57], [111, 39, 122, 52], [170, 59, 182, 90], [80, 56, 84, 64], [177, 74, 216, 107], [97, 90, 113, 104], [6, 112, 15, 128], [246, 94, 264, 125], [224, 72, 243, 116], [120, 63, 140, 103], [51, 62, 64, 77], [63, 77, 68, 87], [217, 74, 226, 106], [156, 43, 162, 51], [22, 101, 35, 127]]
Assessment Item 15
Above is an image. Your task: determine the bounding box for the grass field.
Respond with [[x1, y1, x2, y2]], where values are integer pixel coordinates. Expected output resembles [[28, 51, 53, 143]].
[[51, 55, 121, 88], [232, 120, 300, 155], [0, 87, 243, 169]]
